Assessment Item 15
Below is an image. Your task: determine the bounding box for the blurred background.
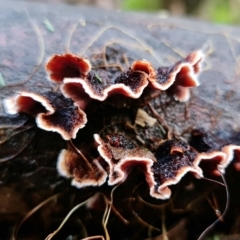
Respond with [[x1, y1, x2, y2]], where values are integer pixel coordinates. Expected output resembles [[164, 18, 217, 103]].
[[22, 0, 240, 24]]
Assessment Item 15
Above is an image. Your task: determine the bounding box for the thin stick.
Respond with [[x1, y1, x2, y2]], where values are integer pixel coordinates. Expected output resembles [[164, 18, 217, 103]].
[[93, 64, 124, 72], [197, 171, 229, 240], [106, 201, 129, 225], [137, 195, 168, 210], [66, 21, 79, 53], [4, 10, 45, 88], [160, 39, 186, 58], [203, 177, 225, 187], [161, 207, 169, 240], [131, 209, 161, 232], [104, 185, 119, 225], [81, 236, 105, 240], [0, 136, 34, 162], [101, 197, 110, 240], [123, 53, 130, 68], [102, 185, 121, 240], [79, 25, 163, 65], [45, 197, 91, 240], [102, 39, 144, 66], [69, 140, 94, 171], [148, 103, 171, 139], [14, 193, 61, 239]]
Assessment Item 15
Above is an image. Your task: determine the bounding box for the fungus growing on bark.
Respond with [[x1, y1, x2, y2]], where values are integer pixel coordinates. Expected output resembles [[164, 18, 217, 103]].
[[61, 68, 149, 102], [3, 91, 87, 140], [57, 149, 107, 188], [46, 50, 203, 104], [189, 129, 237, 176], [148, 139, 203, 199], [94, 134, 156, 185], [132, 50, 203, 102], [94, 134, 207, 199], [46, 53, 91, 83], [222, 145, 240, 172]]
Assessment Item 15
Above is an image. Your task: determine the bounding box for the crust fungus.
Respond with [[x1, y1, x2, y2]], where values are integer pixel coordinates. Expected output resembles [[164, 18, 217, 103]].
[[57, 149, 107, 188], [132, 50, 203, 102], [95, 134, 204, 200], [94, 134, 156, 185], [3, 91, 87, 140], [46, 50, 203, 106], [46, 53, 91, 83], [8, 47, 237, 202], [148, 139, 202, 199], [189, 129, 240, 176], [61, 68, 149, 102], [221, 145, 240, 172]]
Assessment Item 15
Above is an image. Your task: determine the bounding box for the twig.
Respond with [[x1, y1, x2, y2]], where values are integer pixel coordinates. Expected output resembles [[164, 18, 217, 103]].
[[79, 25, 163, 65], [197, 171, 229, 240], [14, 194, 61, 239], [69, 139, 94, 171], [202, 177, 225, 187], [3, 10, 45, 88], [45, 197, 91, 240]]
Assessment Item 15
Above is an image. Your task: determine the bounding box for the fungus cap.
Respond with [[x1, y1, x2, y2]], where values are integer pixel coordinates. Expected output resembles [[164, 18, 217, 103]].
[[46, 53, 91, 83], [3, 91, 87, 140], [57, 149, 107, 188]]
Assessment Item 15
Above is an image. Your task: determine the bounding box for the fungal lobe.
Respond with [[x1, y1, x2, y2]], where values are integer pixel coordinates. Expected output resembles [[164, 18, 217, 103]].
[[47, 51, 203, 104], [145, 140, 201, 199], [62, 67, 149, 102], [94, 134, 156, 185], [3, 91, 87, 140], [189, 129, 240, 175], [57, 149, 107, 188], [46, 53, 91, 83], [152, 140, 198, 185]]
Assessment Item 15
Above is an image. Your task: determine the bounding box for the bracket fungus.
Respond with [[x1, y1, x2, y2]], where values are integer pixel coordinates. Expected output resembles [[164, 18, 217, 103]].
[[44, 51, 203, 105], [132, 50, 203, 102], [190, 129, 240, 175], [57, 148, 107, 188], [46, 53, 91, 83], [94, 134, 156, 186], [3, 91, 87, 140], [3, 47, 240, 202], [148, 139, 202, 199], [62, 68, 149, 102]]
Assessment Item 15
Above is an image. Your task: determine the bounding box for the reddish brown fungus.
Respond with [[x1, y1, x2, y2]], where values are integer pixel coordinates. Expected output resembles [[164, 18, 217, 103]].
[[185, 50, 204, 74], [131, 59, 156, 79], [149, 51, 202, 89], [171, 85, 191, 102], [189, 129, 239, 176], [221, 145, 240, 172], [148, 139, 202, 199], [57, 149, 107, 188], [94, 134, 230, 199], [46, 53, 91, 83], [3, 91, 87, 140], [94, 134, 156, 185], [148, 50, 203, 102], [194, 151, 227, 177], [59, 50, 203, 104], [62, 68, 149, 102]]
